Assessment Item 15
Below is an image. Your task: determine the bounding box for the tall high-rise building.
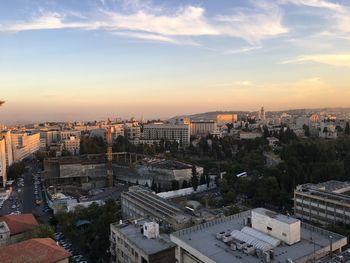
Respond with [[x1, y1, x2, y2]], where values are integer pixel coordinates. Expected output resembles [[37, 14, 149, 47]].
[[0, 137, 7, 187]]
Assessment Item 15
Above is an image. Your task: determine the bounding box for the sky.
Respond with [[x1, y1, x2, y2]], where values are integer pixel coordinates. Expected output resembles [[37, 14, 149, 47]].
[[0, 0, 350, 123]]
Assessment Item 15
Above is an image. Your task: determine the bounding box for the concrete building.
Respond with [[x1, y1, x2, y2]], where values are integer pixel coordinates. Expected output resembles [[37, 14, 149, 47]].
[[143, 123, 190, 147], [216, 114, 238, 125], [1, 131, 13, 168], [11, 132, 40, 162], [124, 125, 141, 139], [190, 121, 217, 136], [170, 208, 347, 263], [110, 220, 176, 263], [294, 181, 350, 225], [239, 131, 262, 140], [59, 130, 81, 141], [0, 137, 7, 187], [121, 187, 192, 231], [40, 130, 59, 149], [63, 136, 80, 155]]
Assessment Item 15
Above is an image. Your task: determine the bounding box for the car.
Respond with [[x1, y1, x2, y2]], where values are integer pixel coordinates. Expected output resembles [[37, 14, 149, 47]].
[[11, 205, 16, 209]]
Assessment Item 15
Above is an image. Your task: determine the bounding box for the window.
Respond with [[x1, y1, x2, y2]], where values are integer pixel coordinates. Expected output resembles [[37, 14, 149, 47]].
[[267, 227, 272, 231]]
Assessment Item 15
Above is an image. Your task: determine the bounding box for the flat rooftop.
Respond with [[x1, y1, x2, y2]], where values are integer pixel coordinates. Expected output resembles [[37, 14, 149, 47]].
[[112, 220, 175, 255], [140, 158, 192, 170], [171, 210, 346, 263], [122, 190, 191, 223]]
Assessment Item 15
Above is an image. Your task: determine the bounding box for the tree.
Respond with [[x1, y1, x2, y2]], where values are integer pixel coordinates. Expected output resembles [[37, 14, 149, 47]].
[[171, 180, 179, 190], [7, 161, 27, 180], [345, 122, 350, 135], [151, 179, 157, 192], [303, 124, 310, 137], [199, 174, 206, 185], [262, 125, 270, 138], [191, 166, 199, 191], [22, 224, 55, 241], [182, 180, 188, 189]]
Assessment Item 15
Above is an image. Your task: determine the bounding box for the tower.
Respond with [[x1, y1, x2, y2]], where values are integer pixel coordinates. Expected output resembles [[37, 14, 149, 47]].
[[260, 107, 266, 121]]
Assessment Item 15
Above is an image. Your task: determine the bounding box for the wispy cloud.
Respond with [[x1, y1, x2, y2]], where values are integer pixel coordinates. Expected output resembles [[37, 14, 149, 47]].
[[281, 54, 350, 67], [280, 0, 345, 12], [0, 2, 288, 46], [223, 46, 262, 54]]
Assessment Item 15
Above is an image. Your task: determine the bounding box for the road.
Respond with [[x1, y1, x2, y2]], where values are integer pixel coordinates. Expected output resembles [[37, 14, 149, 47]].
[[23, 165, 35, 213]]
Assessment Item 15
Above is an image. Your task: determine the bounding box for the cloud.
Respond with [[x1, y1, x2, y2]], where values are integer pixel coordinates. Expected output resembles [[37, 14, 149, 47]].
[[0, 12, 89, 32], [281, 54, 350, 67], [0, 3, 288, 46], [281, 0, 344, 12], [111, 31, 199, 45], [223, 46, 262, 54]]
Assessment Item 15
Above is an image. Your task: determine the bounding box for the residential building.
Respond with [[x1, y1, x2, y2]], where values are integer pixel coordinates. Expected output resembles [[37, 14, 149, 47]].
[[0, 213, 39, 246], [294, 181, 350, 225], [124, 125, 141, 139], [59, 130, 81, 141], [121, 186, 192, 231], [0, 137, 7, 186], [143, 123, 190, 147], [1, 130, 13, 167], [63, 136, 80, 155], [110, 220, 176, 263], [11, 132, 40, 161], [0, 238, 70, 263], [190, 121, 217, 136], [170, 208, 347, 263], [239, 131, 262, 140]]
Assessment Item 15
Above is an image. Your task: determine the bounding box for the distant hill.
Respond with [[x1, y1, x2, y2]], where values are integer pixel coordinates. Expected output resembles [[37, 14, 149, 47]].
[[169, 107, 350, 121]]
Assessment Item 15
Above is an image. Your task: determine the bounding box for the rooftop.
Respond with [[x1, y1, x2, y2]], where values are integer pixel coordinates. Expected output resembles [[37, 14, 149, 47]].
[[171, 210, 346, 263], [112, 220, 175, 255], [0, 213, 39, 235], [140, 158, 193, 170], [122, 189, 191, 224], [0, 238, 70, 263]]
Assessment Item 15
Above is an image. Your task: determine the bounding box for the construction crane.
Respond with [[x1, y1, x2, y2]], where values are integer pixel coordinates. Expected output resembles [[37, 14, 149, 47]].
[[106, 118, 113, 187]]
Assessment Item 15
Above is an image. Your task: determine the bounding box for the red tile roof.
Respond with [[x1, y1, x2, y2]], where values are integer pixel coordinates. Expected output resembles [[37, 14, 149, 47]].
[[0, 238, 71, 263], [0, 214, 39, 235]]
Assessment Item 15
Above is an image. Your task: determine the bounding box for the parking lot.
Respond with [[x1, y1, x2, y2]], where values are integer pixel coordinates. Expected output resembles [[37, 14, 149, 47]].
[[54, 232, 89, 263]]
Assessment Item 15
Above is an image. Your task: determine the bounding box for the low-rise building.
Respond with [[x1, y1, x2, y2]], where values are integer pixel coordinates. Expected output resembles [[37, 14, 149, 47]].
[[121, 187, 192, 231], [170, 208, 347, 263], [239, 131, 262, 140], [63, 136, 80, 155], [294, 180, 350, 225], [0, 213, 39, 246], [110, 220, 176, 263], [0, 238, 70, 263]]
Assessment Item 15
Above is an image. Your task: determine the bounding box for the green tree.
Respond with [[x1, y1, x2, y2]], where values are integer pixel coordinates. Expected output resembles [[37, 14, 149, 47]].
[[345, 122, 350, 135], [22, 224, 55, 241], [7, 161, 27, 180], [191, 166, 199, 191]]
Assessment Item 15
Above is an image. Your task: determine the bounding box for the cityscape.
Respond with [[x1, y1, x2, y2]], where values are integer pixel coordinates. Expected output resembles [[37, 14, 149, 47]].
[[1, 1, 350, 263]]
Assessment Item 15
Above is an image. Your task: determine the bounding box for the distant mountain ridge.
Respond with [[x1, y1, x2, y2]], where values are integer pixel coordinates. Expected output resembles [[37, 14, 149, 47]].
[[170, 107, 350, 121]]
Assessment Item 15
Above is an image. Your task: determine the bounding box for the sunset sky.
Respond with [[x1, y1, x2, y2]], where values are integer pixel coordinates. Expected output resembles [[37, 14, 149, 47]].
[[0, 0, 350, 123]]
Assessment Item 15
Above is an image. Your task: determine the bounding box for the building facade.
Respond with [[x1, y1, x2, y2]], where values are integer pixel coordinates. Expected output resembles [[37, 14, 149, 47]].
[[11, 132, 40, 162], [294, 181, 350, 225], [63, 136, 80, 155], [190, 121, 217, 136], [110, 220, 176, 263], [142, 124, 190, 147]]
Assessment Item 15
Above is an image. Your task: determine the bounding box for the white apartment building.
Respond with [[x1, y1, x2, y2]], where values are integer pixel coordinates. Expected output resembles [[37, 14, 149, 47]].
[[63, 136, 80, 155], [143, 123, 190, 147], [1, 131, 13, 168], [123, 125, 140, 139], [59, 130, 81, 141], [190, 121, 217, 136], [11, 133, 40, 162]]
